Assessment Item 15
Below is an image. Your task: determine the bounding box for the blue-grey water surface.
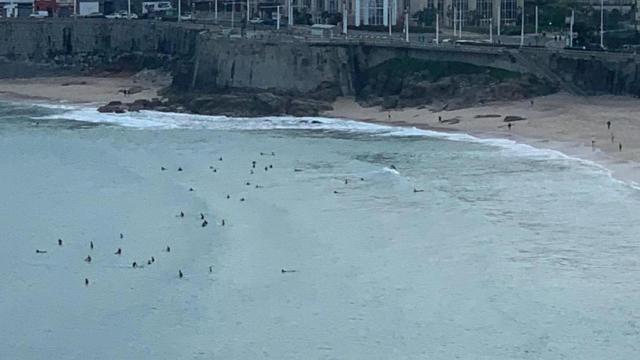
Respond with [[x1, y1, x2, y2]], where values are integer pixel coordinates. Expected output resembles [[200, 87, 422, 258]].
[[1, 101, 639, 359]]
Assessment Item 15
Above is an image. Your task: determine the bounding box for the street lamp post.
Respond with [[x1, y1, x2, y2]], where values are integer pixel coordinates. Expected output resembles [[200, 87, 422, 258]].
[[570, 9, 574, 48], [497, 1, 500, 36], [520, 5, 524, 47], [600, 0, 605, 48], [453, 6, 456, 37], [535, 5, 538, 35], [435, 12, 439, 45], [490, 17, 493, 43], [458, 0, 462, 36], [404, 7, 408, 42], [342, 0, 347, 35]]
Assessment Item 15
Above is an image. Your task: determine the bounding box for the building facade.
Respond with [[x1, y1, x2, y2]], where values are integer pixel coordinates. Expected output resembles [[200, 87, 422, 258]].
[[347, 0, 525, 27]]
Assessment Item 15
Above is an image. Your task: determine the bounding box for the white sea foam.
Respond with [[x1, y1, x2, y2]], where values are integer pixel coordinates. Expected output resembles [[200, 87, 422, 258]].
[[32, 104, 640, 190]]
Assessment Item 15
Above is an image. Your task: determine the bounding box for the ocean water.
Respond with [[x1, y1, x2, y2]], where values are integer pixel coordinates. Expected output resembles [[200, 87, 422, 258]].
[[1, 101, 640, 359]]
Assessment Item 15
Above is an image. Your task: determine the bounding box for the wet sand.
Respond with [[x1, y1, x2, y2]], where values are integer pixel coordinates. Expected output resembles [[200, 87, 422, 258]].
[[326, 93, 640, 184]]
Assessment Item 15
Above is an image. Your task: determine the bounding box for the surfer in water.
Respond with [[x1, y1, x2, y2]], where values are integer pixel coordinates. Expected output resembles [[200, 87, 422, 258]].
[[36, 249, 47, 254], [115, 248, 122, 255], [58, 238, 63, 246], [178, 270, 183, 278], [85, 255, 92, 263]]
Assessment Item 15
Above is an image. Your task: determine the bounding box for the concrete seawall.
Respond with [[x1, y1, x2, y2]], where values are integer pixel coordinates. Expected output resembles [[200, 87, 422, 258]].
[[2, 19, 640, 97]]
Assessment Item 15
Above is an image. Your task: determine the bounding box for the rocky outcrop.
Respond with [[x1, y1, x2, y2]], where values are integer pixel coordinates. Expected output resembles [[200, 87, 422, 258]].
[[97, 91, 333, 117], [355, 59, 557, 111]]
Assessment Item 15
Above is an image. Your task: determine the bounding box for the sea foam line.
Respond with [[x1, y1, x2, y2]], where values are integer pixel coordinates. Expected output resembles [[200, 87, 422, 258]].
[[31, 104, 640, 191]]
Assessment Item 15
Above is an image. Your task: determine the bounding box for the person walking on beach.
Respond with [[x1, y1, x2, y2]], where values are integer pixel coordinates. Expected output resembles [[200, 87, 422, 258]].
[[607, 120, 611, 130], [507, 123, 512, 131], [591, 137, 596, 150], [619, 143, 623, 152]]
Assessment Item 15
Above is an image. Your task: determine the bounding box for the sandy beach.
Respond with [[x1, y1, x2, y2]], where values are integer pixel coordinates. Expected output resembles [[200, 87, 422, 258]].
[[0, 73, 170, 104], [327, 93, 640, 184]]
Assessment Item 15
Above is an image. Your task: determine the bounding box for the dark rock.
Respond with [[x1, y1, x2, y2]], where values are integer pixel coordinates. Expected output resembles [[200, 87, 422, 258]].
[[308, 81, 342, 102], [381, 96, 399, 109], [98, 103, 126, 113], [131, 99, 151, 108], [287, 99, 332, 117], [504, 115, 526, 122]]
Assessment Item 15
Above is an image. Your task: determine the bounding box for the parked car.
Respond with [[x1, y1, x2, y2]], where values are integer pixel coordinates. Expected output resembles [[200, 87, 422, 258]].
[[29, 11, 48, 18], [82, 12, 105, 18], [179, 13, 193, 21], [106, 11, 138, 19]]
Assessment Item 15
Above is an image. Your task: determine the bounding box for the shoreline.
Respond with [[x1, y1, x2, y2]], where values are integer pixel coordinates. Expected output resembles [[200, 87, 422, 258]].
[[2, 75, 639, 186], [325, 94, 640, 186]]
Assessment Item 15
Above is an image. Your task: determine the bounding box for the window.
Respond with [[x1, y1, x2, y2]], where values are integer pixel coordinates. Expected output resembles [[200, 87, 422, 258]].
[[367, 0, 383, 24], [501, 0, 516, 25], [477, 0, 492, 26], [451, 0, 468, 26]]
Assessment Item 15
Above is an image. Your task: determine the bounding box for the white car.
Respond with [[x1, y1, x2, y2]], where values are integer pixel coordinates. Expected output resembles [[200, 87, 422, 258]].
[[106, 11, 137, 19], [29, 11, 48, 18]]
